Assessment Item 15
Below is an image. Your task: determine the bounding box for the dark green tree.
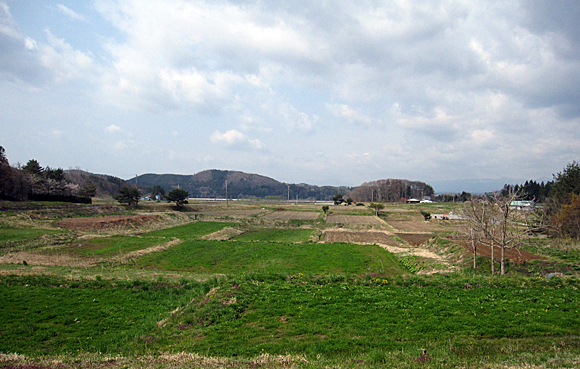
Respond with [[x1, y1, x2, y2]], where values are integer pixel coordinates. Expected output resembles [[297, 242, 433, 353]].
[[552, 161, 580, 202], [333, 193, 344, 205], [0, 146, 7, 166], [23, 159, 43, 175], [322, 205, 329, 214], [151, 185, 165, 198], [114, 186, 141, 208], [166, 188, 189, 208], [78, 182, 97, 198], [369, 202, 385, 216]]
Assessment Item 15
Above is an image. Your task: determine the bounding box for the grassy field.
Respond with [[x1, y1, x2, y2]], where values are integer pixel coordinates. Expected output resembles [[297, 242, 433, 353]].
[[131, 240, 404, 275], [233, 228, 315, 242], [1, 200, 580, 368]]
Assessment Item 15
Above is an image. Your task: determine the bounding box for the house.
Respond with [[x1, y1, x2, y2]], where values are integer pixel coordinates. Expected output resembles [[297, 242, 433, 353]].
[[510, 200, 535, 210], [407, 198, 421, 204]]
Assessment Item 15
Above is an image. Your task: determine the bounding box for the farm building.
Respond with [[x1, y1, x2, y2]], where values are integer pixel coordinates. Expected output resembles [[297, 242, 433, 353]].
[[510, 200, 535, 210]]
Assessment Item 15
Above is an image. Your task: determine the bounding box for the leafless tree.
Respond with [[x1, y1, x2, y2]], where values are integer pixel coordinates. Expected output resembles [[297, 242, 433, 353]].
[[462, 191, 545, 275]]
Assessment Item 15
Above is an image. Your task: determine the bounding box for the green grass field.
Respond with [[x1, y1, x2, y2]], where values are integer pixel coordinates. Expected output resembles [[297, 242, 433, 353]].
[[141, 221, 238, 240], [0, 226, 67, 244], [132, 240, 405, 275], [71, 236, 163, 257], [233, 228, 315, 242], [2, 202, 580, 368]]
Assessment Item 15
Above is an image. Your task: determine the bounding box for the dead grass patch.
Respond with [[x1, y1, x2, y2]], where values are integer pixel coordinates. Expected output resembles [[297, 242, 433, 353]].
[[326, 215, 383, 224], [202, 227, 244, 240], [263, 211, 320, 220], [323, 230, 398, 245], [386, 220, 442, 232], [57, 214, 160, 231]]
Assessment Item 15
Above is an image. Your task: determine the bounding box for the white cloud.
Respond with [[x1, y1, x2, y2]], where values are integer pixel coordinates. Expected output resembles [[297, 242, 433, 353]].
[[56, 4, 88, 23], [326, 103, 374, 126], [105, 124, 121, 133], [210, 130, 266, 150], [2, 0, 580, 186]]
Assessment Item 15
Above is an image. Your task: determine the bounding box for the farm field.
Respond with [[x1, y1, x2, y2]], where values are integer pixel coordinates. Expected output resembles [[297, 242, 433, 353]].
[[262, 211, 321, 220], [386, 220, 445, 232], [326, 214, 384, 225], [323, 230, 398, 246], [1, 200, 580, 368]]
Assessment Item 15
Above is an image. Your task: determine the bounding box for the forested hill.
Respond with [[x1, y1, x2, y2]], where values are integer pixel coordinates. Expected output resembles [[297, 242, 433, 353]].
[[349, 178, 434, 202], [130, 170, 353, 201]]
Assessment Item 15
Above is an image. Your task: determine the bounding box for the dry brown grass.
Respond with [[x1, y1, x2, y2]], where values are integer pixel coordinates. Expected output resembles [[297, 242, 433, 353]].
[[323, 230, 398, 245], [263, 211, 320, 220], [0, 352, 310, 369], [201, 227, 244, 240], [326, 215, 384, 224], [386, 220, 443, 232]]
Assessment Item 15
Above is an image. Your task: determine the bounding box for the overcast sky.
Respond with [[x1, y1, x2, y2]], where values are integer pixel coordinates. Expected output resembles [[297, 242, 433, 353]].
[[1, 0, 579, 189]]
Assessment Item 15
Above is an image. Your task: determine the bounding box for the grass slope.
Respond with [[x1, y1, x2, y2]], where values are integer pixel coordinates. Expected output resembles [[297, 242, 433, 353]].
[[132, 241, 405, 275]]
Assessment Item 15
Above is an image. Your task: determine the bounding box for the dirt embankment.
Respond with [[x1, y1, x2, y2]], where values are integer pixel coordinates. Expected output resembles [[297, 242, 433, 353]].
[[324, 230, 398, 245], [453, 239, 548, 263], [56, 215, 160, 231]]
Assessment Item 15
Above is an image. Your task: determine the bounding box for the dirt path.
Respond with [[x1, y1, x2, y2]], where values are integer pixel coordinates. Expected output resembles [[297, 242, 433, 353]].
[[0, 238, 183, 267], [112, 238, 183, 263]]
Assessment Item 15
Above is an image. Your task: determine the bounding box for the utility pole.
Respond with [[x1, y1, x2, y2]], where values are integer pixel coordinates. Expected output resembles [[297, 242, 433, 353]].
[[288, 185, 290, 201], [225, 180, 228, 207]]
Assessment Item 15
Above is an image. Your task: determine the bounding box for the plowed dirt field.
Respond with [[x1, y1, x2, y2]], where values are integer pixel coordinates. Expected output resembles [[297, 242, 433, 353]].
[[453, 239, 548, 263], [57, 215, 160, 231], [324, 230, 399, 245], [326, 215, 383, 224], [263, 211, 320, 220], [396, 233, 434, 246], [386, 220, 442, 232]]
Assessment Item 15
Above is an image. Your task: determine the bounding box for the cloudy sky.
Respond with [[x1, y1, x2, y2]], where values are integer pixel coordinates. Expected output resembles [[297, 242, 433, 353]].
[[1, 0, 579, 189]]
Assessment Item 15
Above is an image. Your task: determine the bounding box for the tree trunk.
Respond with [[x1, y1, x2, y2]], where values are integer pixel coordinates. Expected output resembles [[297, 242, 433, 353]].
[[491, 240, 495, 275], [501, 245, 505, 275], [471, 228, 477, 269]]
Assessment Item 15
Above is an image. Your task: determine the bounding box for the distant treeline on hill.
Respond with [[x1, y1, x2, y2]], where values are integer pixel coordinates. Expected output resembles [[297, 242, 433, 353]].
[[131, 170, 353, 201], [349, 179, 434, 203], [500, 180, 553, 202], [0, 146, 132, 201]]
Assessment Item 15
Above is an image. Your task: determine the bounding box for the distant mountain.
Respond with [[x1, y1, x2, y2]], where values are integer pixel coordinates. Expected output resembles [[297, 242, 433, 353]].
[[130, 170, 352, 201], [429, 177, 553, 194], [65, 169, 132, 197]]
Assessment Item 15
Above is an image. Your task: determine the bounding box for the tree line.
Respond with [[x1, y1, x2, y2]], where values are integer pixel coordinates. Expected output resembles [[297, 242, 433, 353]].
[[0, 147, 95, 203]]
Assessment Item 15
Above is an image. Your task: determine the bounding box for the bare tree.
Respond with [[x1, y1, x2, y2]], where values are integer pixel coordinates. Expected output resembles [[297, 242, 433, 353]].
[[462, 191, 544, 275]]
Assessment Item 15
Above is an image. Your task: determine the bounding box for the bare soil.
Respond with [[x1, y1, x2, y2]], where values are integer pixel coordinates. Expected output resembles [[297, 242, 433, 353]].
[[396, 233, 434, 246], [323, 230, 398, 245], [326, 215, 384, 225], [263, 211, 320, 220], [386, 220, 442, 232], [200, 209, 267, 217], [453, 239, 548, 263], [56, 215, 161, 231]]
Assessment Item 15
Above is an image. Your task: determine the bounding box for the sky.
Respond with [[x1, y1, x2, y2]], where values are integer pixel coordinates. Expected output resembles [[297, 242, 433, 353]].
[[1, 0, 579, 190]]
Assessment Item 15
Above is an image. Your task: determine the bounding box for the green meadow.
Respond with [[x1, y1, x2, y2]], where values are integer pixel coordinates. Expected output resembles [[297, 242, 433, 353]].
[[1, 202, 580, 368]]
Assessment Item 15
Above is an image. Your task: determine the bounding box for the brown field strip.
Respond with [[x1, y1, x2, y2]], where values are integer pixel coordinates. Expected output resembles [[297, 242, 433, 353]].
[[396, 233, 434, 246], [324, 230, 399, 245], [199, 209, 266, 216], [56, 215, 160, 231], [453, 239, 548, 263], [386, 220, 442, 232], [326, 215, 383, 224], [263, 211, 320, 220]]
